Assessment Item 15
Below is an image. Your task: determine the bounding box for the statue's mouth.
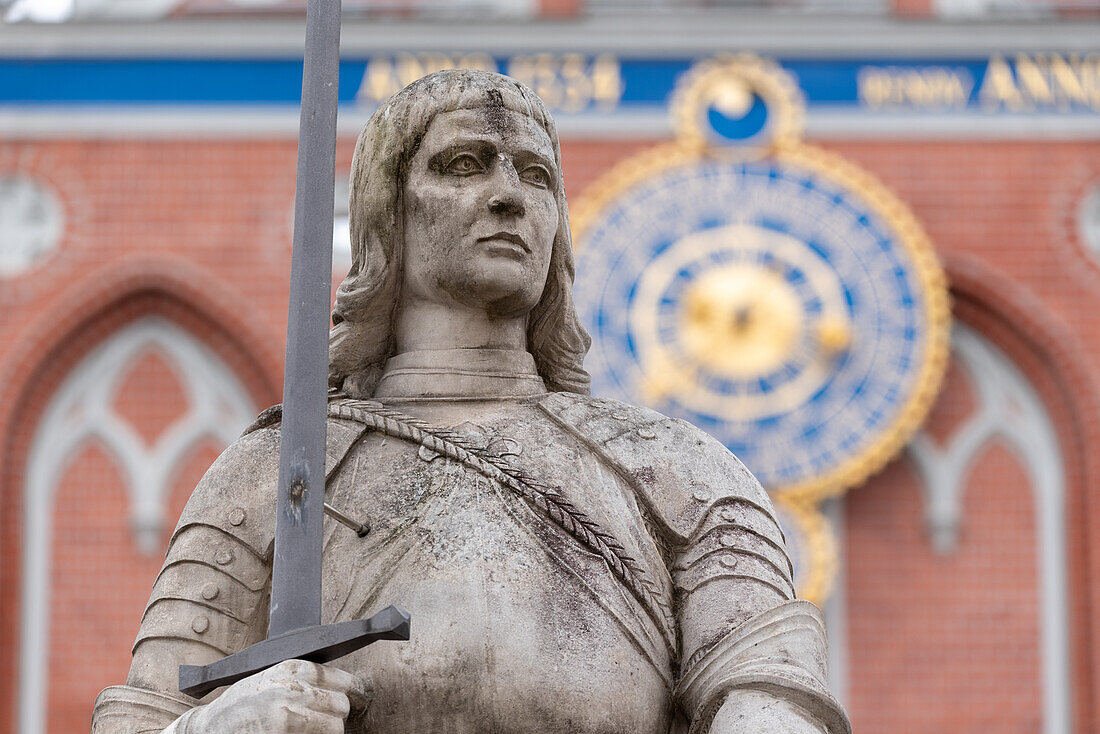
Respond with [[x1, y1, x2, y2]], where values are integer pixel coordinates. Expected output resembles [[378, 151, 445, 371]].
[[478, 232, 530, 256]]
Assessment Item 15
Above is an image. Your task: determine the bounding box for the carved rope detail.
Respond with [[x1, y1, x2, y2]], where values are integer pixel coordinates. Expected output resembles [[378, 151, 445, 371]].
[[324, 398, 678, 650]]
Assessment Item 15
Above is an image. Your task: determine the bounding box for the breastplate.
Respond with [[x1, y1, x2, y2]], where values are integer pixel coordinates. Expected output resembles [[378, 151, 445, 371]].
[[317, 405, 674, 734]]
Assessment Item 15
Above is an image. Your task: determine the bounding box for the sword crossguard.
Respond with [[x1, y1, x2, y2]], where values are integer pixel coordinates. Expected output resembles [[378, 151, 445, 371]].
[[178, 606, 411, 699]]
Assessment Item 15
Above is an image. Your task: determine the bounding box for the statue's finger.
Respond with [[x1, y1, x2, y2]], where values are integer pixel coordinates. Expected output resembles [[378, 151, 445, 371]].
[[313, 662, 362, 696], [310, 713, 348, 734], [283, 705, 344, 734], [345, 672, 373, 713], [263, 658, 317, 687], [299, 686, 351, 719]]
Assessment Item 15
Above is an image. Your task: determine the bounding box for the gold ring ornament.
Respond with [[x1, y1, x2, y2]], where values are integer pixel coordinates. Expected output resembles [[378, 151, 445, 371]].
[[572, 56, 950, 512]]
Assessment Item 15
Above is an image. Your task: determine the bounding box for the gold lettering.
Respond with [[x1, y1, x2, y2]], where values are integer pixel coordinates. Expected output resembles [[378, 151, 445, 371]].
[[506, 53, 622, 112], [358, 52, 623, 113], [1085, 54, 1100, 109], [392, 52, 452, 88], [1015, 53, 1054, 105], [858, 68, 890, 109], [419, 53, 456, 77], [457, 53, 496, 73], [534, 53, 565, 108], [394, 53, 425, 90], [505, 55, 533, 90], [591, 53, 624, 110], [859, 66, 972, 110], [952, 72, 975, 106], [1047, 53, 1089, 110], [926, 70, 971, 108], [559, 53, 591, 113], [358, 58, 399, 103], [979, 54, 1024, 111], [357, 53, 500, 105], [913, 74, 937, 106]]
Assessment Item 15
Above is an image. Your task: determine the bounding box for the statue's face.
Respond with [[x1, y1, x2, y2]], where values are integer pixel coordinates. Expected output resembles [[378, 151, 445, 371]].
[[401, 106, 559, 318]]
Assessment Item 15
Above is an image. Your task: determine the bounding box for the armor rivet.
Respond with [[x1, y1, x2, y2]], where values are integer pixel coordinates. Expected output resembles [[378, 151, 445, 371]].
[[215, 549, 233, 566], [228, 508, 246, 526], [637, 428, 657, 440], [693, 490, 711, 502], [720, 533, 737, 547], [192, 616, 209, 634], [720, 555, 739, 569], [201, 583, 219, 601], [720, 507, 737, 522]]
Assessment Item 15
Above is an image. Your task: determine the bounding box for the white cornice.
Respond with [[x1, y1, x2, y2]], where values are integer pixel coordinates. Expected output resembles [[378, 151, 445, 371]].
[[0, 106, 1096, 139], [0, 14, 1097, 58]]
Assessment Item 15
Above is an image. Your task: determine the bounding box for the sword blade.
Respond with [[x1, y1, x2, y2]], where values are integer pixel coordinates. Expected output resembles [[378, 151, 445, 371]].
[[270, 0, 342, 639]]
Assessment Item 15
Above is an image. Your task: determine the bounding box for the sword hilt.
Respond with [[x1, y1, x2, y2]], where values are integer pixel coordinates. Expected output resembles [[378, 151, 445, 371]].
[[179, 606, 410, 699]]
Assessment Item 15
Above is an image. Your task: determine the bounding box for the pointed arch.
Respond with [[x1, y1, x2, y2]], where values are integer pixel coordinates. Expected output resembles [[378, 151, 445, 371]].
[[0, 259, 282, 732], [945, 254, 1100, 732], [907, 323, 1068, 734], [835, 254, 1100, 733], [20, 317, 259, 734]]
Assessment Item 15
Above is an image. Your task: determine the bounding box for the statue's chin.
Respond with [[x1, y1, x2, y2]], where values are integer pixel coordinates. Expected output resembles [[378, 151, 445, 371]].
[[454, 263, 545, 317]]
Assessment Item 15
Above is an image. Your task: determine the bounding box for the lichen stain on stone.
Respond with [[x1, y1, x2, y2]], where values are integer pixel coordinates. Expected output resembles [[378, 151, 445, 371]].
[[480, 89, 514, 137]]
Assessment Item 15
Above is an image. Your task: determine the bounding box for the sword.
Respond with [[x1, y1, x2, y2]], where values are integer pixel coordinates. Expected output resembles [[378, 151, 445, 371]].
[[178, 0, 409, 699]]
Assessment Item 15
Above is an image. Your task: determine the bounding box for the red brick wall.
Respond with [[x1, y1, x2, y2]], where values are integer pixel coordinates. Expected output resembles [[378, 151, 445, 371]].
[[892, 0, 933, 16], [44, 439, 220, 732], [0, 134, 1097, 732], [847, 426, 1043, 731], [538, 0, 582, 17]]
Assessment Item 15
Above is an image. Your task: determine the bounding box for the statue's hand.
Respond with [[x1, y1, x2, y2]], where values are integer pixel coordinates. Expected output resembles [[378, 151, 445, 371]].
[[183, 659, 368, 734]]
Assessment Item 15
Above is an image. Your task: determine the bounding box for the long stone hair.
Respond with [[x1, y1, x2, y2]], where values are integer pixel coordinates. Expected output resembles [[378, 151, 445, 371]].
[[328, 69, 591, 397]]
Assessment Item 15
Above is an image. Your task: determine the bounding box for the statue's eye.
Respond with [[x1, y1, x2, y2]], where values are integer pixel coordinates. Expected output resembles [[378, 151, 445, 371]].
[[520, 165, 551, 189], [445, 154, 484, 176]]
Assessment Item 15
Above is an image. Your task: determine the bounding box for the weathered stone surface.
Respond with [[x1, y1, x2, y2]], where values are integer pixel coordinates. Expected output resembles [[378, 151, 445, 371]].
[[92, 69, 850, 734]]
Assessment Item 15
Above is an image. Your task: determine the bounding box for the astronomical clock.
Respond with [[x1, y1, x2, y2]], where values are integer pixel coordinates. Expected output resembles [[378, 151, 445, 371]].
[[571, 56, 950, 604]]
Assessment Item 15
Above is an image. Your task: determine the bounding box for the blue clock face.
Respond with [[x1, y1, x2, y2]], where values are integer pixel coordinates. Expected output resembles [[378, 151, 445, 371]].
[[574, 152, 942, 495]]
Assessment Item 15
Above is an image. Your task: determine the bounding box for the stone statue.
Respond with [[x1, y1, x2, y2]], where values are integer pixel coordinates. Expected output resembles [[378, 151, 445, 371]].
[[92, 70, 850, 734]]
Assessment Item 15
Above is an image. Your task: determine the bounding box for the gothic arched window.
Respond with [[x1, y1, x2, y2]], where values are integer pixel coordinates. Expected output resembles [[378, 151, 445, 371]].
[[18, 317, 257, 734]]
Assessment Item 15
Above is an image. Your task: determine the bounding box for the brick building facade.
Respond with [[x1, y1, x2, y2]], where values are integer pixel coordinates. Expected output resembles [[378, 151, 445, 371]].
[[1, 4, 1098, 732]]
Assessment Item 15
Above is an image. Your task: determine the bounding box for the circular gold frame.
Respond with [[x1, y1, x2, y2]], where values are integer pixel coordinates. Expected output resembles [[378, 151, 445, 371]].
[[571, 141, 951, 504]]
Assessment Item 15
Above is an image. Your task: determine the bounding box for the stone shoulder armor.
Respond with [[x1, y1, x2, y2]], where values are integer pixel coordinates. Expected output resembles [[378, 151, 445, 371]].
[[538, 392, 847, 733], [537, 390, 796, 648], [536, 392, 783, 547], [132, 415, 369, 659], [95, 414, 370, 734]]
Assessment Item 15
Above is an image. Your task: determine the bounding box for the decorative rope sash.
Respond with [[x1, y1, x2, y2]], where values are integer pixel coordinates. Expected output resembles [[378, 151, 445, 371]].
[[329, 398, 677, 650], [245, 397, 676, 651]]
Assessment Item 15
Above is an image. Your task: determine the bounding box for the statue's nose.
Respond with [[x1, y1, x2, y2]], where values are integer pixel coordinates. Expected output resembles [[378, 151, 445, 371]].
[[488, 164, 526, 217], [489, 191, 525, 216]]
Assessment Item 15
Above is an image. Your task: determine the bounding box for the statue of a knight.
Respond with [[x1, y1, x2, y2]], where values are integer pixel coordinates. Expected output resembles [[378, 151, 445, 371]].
[[92, 69, 851, 734]]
